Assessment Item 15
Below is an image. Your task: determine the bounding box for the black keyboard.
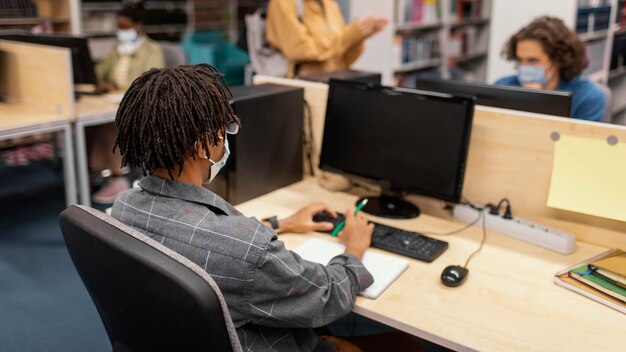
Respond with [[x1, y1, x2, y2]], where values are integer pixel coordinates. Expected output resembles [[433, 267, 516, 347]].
[[312, 212, 448, 263]]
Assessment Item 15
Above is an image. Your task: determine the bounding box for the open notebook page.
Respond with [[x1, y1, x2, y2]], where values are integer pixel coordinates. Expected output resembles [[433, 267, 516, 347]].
[[293, 238, 408, 299]]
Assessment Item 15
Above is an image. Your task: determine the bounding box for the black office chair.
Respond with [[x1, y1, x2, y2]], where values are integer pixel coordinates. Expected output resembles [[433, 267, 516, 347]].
[[59, 205, 243, 352]]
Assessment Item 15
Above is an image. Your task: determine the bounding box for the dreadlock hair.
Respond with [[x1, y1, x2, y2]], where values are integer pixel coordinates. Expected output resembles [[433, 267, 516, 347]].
[[114, 64, 239, 179]]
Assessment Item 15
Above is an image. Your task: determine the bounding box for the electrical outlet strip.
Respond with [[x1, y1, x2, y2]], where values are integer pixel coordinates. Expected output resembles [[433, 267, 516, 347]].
[[453, 204, 576, 254]]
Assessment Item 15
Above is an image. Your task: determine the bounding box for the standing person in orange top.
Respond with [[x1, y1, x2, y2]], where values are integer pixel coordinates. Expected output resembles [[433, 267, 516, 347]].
[[266, 0, 388, 78]]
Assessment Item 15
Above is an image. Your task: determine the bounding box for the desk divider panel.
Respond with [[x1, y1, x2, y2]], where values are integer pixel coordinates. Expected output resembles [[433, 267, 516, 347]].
[[465, 107, 626, 248], [251, 77, 626, 249], [0, 40, 74, 117]]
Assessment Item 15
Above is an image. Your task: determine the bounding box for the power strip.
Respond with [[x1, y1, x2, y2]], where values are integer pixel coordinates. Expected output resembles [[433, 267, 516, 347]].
[[452, 204, 576, 254]]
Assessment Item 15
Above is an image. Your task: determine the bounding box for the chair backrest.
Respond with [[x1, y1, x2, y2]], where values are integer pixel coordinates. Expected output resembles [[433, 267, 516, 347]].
[[594, 81, 613, 123], [158, 41, 187, 67], [59, 205, 243, 352]]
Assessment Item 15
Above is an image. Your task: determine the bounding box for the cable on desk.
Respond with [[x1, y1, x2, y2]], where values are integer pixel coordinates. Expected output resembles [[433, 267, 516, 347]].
[[491, 197, 513, 219], [429, 198, 488, 267], [463, 210, 487, 268], [303, 100, 317, 176], [422, 210, 482, 236], [422, 200, 483, 236]]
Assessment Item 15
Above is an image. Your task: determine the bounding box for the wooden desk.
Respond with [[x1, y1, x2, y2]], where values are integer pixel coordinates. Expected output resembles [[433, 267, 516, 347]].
[[74, 96, 119, 206], [0, 103, 77, 205], [236, 179, 624, 352], [1, 40, 76, 205]]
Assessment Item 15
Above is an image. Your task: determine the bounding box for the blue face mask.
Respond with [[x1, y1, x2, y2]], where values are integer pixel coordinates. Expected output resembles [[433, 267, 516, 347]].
[[518, 65, 550, 85]]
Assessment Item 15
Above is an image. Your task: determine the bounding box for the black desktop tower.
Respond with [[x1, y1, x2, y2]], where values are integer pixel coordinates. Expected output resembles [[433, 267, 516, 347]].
[[207, 84, 304, 205], [299, 69, 382, 85]]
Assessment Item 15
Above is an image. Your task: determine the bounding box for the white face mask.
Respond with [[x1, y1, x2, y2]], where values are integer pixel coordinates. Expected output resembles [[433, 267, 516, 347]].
[[200, 136, 230, 184], [117, 29, 138, 44]]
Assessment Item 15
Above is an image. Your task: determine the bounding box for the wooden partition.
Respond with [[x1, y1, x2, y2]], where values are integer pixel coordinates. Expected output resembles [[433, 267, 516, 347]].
[[251, 76, 626, 249], [0, 40, 74, 117], [464, 107, 626, 248]]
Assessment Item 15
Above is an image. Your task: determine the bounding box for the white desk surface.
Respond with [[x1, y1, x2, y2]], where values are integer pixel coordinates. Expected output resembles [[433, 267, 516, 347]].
[[236, 178, 624, 352]]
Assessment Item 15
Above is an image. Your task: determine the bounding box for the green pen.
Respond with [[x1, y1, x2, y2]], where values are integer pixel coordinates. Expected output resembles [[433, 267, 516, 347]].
[[331, 199, 369, 237]]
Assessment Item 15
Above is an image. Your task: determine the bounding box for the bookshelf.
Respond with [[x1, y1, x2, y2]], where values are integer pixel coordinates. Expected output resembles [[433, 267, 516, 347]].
[[576, 0, 614, 84], [81, 0, 193, 41], [572, 0, 626, 124], [193, 0, 239, 42], [604, 0, 626, 124], [349, 0, 493, 87], [0, 0, 80, 34]]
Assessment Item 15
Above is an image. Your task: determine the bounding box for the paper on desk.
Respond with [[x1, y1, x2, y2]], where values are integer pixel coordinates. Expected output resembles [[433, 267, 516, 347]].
[[105, 93, 124, 103], [547, 135, 626, 222], [293, 238, 408, 299]]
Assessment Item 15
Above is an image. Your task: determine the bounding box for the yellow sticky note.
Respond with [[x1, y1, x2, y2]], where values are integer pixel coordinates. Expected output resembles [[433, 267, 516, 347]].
[[547, 135, 626, 222]]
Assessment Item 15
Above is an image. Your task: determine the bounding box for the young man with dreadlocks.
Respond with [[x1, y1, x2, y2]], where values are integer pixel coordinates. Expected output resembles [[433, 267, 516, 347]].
[[111, 64, 381, 351]]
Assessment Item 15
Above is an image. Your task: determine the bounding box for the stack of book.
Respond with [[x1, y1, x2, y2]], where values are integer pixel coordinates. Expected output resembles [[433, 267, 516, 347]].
[[395, 0, 440, 26], [450, 0, 482, 21], [393, 33, 440, 69], [555, 249, 626, 314], [576, 0, 613, 33], [0, 0, 38, 18], [616, 0, 626, 28], [447, 27, 477, 63]]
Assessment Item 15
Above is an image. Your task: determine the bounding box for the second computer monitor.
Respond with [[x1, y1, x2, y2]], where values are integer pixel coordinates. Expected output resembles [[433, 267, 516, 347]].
[[415, 77, 572, 117], [319, 80, 475, 219]]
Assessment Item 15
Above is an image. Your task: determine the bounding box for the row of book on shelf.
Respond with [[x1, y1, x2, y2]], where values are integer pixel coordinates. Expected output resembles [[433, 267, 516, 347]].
[[393, 33, 440, 69], [576, 0, 612, 33], [555, 248, 626, 314], [448, 26, 478, 63], [0, 0, 38, 18], [616, 0, 626, 28], [392, 29, 482, 66], [394, 0, 483, 26]]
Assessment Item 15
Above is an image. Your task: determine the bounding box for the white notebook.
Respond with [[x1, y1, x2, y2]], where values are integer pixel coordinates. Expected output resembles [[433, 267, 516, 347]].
[[293, 238, 409, 299]]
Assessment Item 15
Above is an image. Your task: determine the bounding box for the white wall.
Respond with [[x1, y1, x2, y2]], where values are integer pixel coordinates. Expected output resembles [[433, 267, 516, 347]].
[[348, 0, 395, 85], [486, 0, 577, 83]]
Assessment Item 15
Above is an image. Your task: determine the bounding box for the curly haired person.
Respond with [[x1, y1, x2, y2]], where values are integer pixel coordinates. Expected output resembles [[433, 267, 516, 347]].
[[495, 16, 606, 122]]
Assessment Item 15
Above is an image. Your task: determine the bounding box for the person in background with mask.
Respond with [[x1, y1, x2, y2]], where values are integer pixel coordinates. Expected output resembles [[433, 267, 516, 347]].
[[111, 64, 422, 352], [96, 1, 164, 92], [495, 16, 605, 122], [90, 1, 164, 204], [266, 0, 388, 78]]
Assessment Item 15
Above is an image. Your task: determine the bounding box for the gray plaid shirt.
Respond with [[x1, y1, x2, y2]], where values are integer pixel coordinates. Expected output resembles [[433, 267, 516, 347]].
[[111, 176, 373, 352]]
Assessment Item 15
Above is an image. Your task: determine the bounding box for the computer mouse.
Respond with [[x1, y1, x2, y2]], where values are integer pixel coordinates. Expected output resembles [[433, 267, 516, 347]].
[[441, 265, 469, 287]]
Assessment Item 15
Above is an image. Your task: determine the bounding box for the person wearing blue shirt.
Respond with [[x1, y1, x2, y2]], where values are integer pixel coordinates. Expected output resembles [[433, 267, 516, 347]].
[[495, 16, 606, 122]]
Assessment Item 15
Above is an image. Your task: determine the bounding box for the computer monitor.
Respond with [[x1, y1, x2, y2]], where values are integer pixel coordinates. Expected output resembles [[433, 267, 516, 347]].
[[0, 33, 97, 85], [299, 69, 382, 85], [415, 77, 572, 117], [319, 80, 475, 219]]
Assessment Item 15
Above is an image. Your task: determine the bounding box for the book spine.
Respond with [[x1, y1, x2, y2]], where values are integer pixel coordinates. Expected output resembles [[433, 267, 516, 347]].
[[569, 271, 626, 302], [554, 275, 626, 314]]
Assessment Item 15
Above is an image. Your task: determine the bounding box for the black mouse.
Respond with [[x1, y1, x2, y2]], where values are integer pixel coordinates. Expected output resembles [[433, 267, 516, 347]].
[[441, 265, 469, 287]]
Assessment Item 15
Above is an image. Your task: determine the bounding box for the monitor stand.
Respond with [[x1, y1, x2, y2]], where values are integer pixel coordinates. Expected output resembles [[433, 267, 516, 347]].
[[357, 195, 420, 219]]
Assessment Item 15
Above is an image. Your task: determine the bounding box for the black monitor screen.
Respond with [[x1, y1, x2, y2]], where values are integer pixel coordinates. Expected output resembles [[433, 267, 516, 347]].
[[415, 77, 572, 117], [320, 80, 475, 203]]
